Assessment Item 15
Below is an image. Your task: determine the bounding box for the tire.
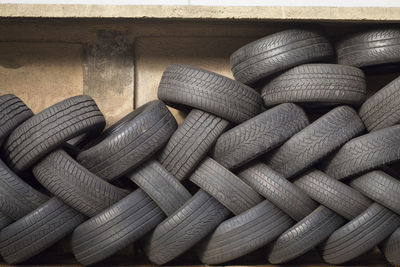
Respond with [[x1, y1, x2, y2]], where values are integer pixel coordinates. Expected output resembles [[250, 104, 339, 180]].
[[4, 95, 105, 172], [359, 75, 400, 131], [382, 227, 400, 265], [77, 100, 177, 181], [265, 106, 365, 179], [0, 213, 12, 230], [145, 190, 230, 265], [189, 157, 263, 215], [230, 29, 334, 84], [349, 170, 400, 215], [261, 64, 366, 107], [337, 28, 400, 68], [211, 103, 309, 170], [33, 149, 128, 217], [158, 109, 229, 181], [128, 160, 191, 216], [0, 94, 33, 146], [157, 65, 262, 124], [0, 159, 49, 220], [197, 200, 293, 264], [294, 170, 372, 220], [268, 205, 345, 264], [322, 203, 400, 264], [322, 125, 400, 180], [72, 189, 165, 266], [237, 163, 317, 221], [0, 197, 85, 264]]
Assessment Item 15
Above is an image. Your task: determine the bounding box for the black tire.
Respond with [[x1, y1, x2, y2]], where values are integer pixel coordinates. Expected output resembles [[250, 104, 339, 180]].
[[359, 75, 400, 131], [158, 109, 229, 181], [72, 189, 165, 266], [157, 65, 262, 124], [322, 203, 400, 264], [128, 160, 191, 216], [0, 213, 12, 230], [145, 190, 230, 265], [294, 170, 372, 220], [77, 100, 177, 181], [0, 94, 33, 146], [268, 205, 345, 264], [261, 64, 366, 107], [197, 200, 293, 264], [0, 197, 85, 264], [230, 29, 334, 84], [237, 163, 317, 221], [337, 28, 400, 68], [322, 125, 400, 180], [382, 227, 400, 265], [189, 157, 263, 215], [33, 150, 128, 217], [349, 170, 400, 215], [0, 159, 48, 220], [211, 103, 309, 170], [4, 95, 105, 172], [265, 106, 365, 179]]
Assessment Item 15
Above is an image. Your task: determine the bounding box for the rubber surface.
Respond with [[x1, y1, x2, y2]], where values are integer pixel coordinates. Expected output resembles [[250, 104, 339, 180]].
[[359, 75, 400, 131], [211, 103, 308, 170], [230, 29, 334, 84], [33, 149, 128, 217], [322, 203, 400, 264], [237, 162, 317, 221], [128, 160, 191, 216], [0, 197, 85, 264], [0, 94, 33, 145], [294, 170, 372, 220], [189, 157, 263, 215], [0, 213, 12, 230], [197, 200, 293, 264], [337, 28, 400, 68], [268, 205, 345, 264], [157, 65, 262, 124], [382, 227, 400, 265], [72, 189, 165, 266], [322, 125, 400, 180], [158, 109, 229, 181], [261, 64, 366, 107], [77, 100, 177, 181], [4, 95, 105, 172], [265, 106, 365, 179], [145, 190, 230, 265]]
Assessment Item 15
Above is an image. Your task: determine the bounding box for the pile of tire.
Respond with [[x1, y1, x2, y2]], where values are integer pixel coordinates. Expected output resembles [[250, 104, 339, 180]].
[[0, 27, 400, 266]]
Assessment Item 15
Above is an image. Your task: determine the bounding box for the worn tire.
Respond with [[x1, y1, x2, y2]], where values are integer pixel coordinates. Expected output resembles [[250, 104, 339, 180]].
[[198, 200, 293, 264], [0, 197, 85, 264], [128, 160, 191, 216], [261, 64, 366, 107], [0, 159, 48, 220], [230, 29, 333, 84], [359, 75, 400, 131], [157, 65, 262, 124], [382, 227, 400, 265], [0, 94, 33, 145], [33, 150, 128, 217], [294, 170, 372, 220], [158, 109, 229, 181], [211, 103, 308, 170], [268, 205, 345, 264], [145, 190, 230, 265], [350, 170, 400, 215], [4, 95, 105, 172], [0, 213, 12, 230], [237, 163, 317, 221], [337, 28, 400, 68], [265, 106, 365, 179], [322, 125, 400, 180], [189, 157, 263, 215], [322, 203, 400, 264], [77, 100, 177, 181], [72, 189, 165, 266]]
